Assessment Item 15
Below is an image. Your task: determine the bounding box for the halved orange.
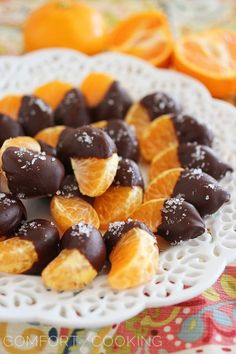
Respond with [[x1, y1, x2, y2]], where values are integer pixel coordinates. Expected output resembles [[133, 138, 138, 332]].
[[149, 144, 180, 180], [0, 95, 22, 120], [34, 81, 73, 108], [140, 114, 177, 161], [71, 153, 119, 197], [145, 168, 183, 202], [80, 72, 114, 107], [34, 126, 65, 147], [125, 103, 150, 140], [174, 29, 236, 98], [94, 186, 143, 229], [108, 227, 159, 289], [109, 11, 173, 67], [50, 195, 100, 234]]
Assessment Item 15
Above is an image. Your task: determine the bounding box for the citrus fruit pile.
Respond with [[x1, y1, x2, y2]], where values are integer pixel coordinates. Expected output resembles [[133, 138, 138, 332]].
[[23, 1, 236, 98], [0, 72, 232, 291]]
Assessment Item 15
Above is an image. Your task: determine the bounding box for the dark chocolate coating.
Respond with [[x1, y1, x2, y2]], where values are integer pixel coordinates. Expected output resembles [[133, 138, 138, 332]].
[[173, 114, 214, 147], [54, 88, 91, 128], [37, 140, 57, 157], [56, 127, 75, 172], [104, 219, 154, 255], [0, 114, 24, 146], [178, 143, 233, 180], [56, 125, 117, 160], [2, 147, 65, 198], [17, 219, 60, 275], [92, 81, 132, 122], [140, 92, 181, 121], [57, 175, 94, 205], [0, 193, 26, 235], [157, 197, 206, 244], [61, 223, 106, 272], [18, 95, 54, 136], [104, 120, 140, 162], [113, 158, 144, 189], [173, 169, 230, 217]]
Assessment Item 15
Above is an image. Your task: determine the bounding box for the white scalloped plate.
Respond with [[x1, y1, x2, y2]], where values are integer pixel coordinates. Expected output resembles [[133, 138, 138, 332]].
[[0, 49, 235, 328]]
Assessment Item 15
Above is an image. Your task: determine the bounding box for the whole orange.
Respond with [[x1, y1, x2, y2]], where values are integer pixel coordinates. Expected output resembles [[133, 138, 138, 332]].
[[24, 0, 108, 54]]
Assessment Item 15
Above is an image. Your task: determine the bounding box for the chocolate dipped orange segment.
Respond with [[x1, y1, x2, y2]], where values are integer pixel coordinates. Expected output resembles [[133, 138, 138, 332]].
[[94, 158, 144, 229], [0, 113, 24, 146], [145, 168, 183, 202], [42, 223, 106, 291], [34, 80, 73, 109], [0, 95, 22, 120], [80, 72, 114, 107], [104, 220, 158, 289], [0, 193, 26, 236], [35, 125, 66, 148], [54, 88, 90, 128], [0, 219, 60, 275]]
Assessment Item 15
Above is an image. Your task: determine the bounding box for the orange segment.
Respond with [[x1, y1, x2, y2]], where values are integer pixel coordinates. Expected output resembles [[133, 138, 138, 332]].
[[174, 29, 236, 98], [109, 11, 173, 67], [145, 168, 183, 202], [34, 81, 73, 108], [0, 95, 22, 120], [50, 195, 100, 234], [80, 72, 114, 107], [71, 153, 119, 197], [140, 114, 177, 161], [34, 126, 65, 147], [125, 103, 150, 140], [91, 120, 107, 128], [94, 186, 143, 229], [149, 144, 180, 180], [131, 198, 165, 232], [108, 227, 159, 289]]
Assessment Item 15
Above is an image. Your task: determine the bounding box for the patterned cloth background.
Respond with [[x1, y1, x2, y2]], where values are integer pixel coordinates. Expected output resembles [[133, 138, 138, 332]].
[[0, 1, 236, 353]]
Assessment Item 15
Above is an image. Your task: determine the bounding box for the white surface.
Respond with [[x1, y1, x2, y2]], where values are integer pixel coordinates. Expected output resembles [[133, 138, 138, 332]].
[[0, 49, 235, 328]]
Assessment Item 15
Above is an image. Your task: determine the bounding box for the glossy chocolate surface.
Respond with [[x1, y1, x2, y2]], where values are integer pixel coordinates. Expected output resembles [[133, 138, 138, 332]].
[[17, 219, 60, 275], [104, 120, 139, 161], [140, 92, 180, 120], [92, 81, 132, 122], [56, 126, 117, 160], [157, 197, 205, 244], [104, 220, 154, 255], [113, 158, 144, 189], [54, 88, 90, 128], [0, 193, 26, 235], [56, 175, 94, 204], [18, 95, 54, 136], [173, 114, 214, 147], [173, 169, 230, 217], [61, 223, 106, 272], [37, 140, 57, 157], [2, 147, 65, 198], [0, 114, 24, 146], [178, 143, 233, 180]]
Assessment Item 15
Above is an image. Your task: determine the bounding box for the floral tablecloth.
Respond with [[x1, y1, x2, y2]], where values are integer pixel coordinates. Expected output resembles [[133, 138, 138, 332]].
[[0, 1, 236, 353]]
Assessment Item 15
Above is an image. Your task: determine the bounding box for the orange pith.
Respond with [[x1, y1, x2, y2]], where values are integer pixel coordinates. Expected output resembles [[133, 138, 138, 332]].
[[131, 198, 165, 232], [108, 227, 159, 289], [145, 168, 183, 202], [71, 153, 119, 197], [109, 11, 173, 67], [35, 126, 65, 147], [94, 186, 143, 229], [174, 29, 236, 98], [125, 103, 150, 140], [34, 81, 73, 108], [0, 95, 22, 120], [80, 72, 114, 107], [50, 195, 100, 234], [140, 114, 177, 161], [149, 144, 180, 180]]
